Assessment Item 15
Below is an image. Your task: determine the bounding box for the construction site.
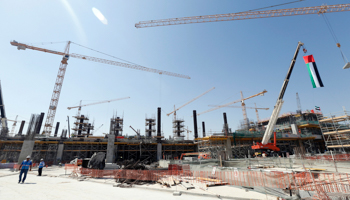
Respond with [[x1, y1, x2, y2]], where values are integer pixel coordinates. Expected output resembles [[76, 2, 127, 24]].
[[1, 1, 350, 200]]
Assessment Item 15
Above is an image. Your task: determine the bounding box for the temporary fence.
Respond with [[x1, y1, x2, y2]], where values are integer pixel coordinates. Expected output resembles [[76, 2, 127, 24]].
[[63, 164, 350, 194], [304, 153, 350, 162]]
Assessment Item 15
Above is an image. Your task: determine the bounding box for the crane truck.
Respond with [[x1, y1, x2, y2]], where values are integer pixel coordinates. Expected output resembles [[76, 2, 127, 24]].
[[251, 41, 306, 154]]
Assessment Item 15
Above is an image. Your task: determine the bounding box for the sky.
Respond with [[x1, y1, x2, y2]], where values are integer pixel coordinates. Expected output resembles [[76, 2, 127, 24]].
[[0, 0, 349, 139]]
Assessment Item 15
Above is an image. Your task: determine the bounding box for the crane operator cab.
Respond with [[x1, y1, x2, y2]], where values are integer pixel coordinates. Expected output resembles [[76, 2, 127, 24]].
[[61, 54, 69, 64]]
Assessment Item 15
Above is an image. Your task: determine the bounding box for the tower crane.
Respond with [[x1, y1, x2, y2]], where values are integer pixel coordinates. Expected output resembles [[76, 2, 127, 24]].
[[240, 91, 249, 130], [67, 97, 130, 119], [208, 104, 269, 122], [135, 4, 350, 28], [195, 90, 267, 116], [11, 41, 190, 136], [252, 41, 306, 152], [167, 87, 215, 120]]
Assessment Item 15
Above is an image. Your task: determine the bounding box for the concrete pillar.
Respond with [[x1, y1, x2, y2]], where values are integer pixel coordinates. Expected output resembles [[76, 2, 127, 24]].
[[18, 140, 35, 164], [157, 143, 162, 161], [106, 134, 115, 163], [225, 137, 232, 160], [56, 144, 64, 162]]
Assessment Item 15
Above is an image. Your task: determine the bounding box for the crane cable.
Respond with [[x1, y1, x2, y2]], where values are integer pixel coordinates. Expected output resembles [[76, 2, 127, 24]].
[[321, 13, 348, 63], [237, 0, 305, 13], [71, 42, 142, 66]]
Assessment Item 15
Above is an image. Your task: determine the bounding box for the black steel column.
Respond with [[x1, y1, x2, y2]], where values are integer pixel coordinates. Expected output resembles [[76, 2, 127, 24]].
[[193, 110, 198, 139], [157, 107, 161, 143], [202, 121, 206, 137], [54, 122, 60, 137], [35, 112, 45, 134], [18, 120, 25, 136], [116, 117, 120, 136], [78, 115, 84, 136], [223, 112, 228, 136], [148, 123, 152, 137], [87, 123, 91, 136], [177, 121, 180, 137]]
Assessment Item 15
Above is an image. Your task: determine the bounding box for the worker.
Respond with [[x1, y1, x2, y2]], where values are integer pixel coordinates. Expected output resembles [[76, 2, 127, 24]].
[[262, 152, 266, 158], [38, 158, 45, 176], [18, 155, 32, 184]]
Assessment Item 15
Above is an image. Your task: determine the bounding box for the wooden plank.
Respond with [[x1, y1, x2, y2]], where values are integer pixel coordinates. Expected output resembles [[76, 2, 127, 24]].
[[196, 177, 223, 183]]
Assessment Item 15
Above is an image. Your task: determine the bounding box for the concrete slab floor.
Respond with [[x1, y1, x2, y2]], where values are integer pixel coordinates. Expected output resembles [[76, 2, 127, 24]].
[[0, 167, 279, 200]]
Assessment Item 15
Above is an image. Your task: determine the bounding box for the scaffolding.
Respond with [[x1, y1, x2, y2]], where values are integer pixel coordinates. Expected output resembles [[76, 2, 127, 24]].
[[197, 136, 230, 159], [72, 115, 94, 137], [145, 117, 156, 138], [172, 118, 185, 138], [109, 114, 123, 136], [317, 110, 350, 151]]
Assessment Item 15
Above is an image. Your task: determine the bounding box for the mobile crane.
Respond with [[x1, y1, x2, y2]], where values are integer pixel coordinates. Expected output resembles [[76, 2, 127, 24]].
[[251, 41, 306, 152]]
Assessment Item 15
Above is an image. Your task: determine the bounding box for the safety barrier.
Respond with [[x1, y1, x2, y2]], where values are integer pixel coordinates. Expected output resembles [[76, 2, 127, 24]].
[[63, 165, 350, 195], [304, 153, 350, 162]]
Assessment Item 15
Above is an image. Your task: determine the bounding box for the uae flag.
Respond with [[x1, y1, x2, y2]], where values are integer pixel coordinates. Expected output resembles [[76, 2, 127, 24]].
[[303, 55, 324, 88]]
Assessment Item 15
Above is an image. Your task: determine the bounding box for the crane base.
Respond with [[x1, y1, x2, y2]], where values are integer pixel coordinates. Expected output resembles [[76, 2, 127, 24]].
[[251, 142, 280, 152]]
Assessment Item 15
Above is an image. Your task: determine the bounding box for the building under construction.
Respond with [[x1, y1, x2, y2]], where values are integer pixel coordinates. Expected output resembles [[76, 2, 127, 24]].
[[0, 108, 197, 164], [196, 110, 327, 159], [317, 109, 350, 151]]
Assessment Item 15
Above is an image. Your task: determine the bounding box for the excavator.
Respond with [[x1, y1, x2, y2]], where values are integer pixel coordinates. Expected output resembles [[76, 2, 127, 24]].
[[252, 41, 306, 155]]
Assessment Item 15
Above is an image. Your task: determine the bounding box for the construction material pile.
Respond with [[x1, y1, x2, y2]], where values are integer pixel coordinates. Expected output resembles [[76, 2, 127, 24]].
[[115, 158, 159, 187], [117, 158, 159, 170]]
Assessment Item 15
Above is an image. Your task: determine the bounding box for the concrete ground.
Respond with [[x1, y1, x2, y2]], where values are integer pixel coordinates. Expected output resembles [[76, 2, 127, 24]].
[[0, 166, 279, 200]]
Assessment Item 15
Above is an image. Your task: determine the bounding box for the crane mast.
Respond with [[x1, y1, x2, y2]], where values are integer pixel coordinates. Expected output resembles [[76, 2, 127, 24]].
[[11, 40, 190, 136], [42, 42, 70, 135], [240, 91, 249, 130], [252, 41, 305, 151]]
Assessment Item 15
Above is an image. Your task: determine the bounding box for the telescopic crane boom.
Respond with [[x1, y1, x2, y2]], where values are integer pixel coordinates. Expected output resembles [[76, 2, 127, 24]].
[[252, 41, 306, 152]]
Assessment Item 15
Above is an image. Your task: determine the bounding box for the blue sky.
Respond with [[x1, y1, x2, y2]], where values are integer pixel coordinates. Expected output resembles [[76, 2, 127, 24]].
[[0, 0, 349, 138]]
